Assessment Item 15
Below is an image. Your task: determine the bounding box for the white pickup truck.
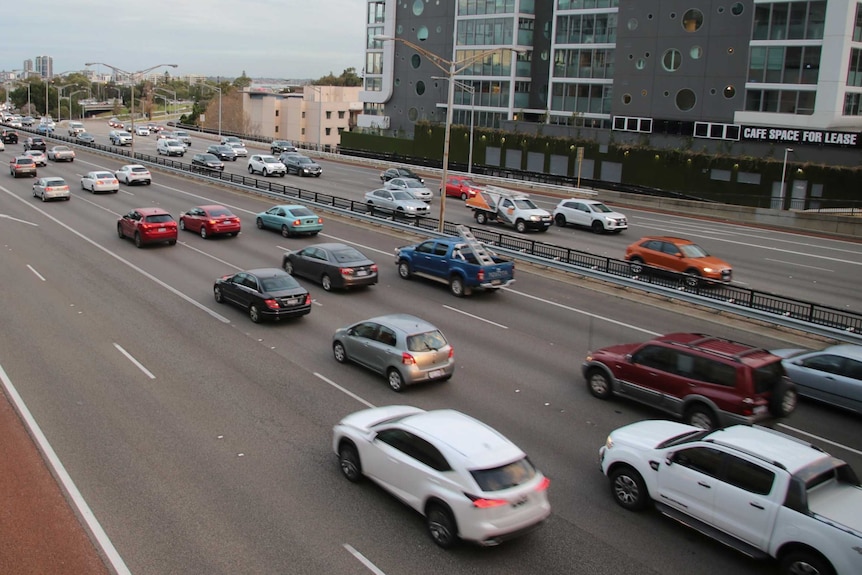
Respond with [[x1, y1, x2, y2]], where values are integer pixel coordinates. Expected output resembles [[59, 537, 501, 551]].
[[600, 420, 862, 575]]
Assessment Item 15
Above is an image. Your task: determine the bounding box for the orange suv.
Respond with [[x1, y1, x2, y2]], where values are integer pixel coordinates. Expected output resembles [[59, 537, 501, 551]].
[[625, 236, 731, 285], [582, 332, 797, 429]]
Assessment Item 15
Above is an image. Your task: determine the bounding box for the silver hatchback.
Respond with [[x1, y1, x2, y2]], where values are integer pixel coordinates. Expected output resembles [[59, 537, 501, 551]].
[[332, 314, 454, 391]]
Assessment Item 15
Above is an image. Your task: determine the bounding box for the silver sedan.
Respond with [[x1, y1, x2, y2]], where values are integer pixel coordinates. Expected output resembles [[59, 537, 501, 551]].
[[364, 188, 430, 217], [384, 177, 433, 202], [772, 344, 862, 414]]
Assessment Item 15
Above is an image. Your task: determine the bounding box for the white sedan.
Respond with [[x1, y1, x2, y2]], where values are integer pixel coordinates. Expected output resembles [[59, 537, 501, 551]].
[[134, 125, 150, 136], [23, 150, 47, 166], [115, 164, 152, 186], [81, 171, 119, 194], [333, 405, 551, 548], [385, 177, 434, 202], [226, 142, 248, 157]]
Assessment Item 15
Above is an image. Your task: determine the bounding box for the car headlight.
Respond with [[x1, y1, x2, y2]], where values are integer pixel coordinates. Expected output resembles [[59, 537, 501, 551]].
[[530, 215, 541, 221], [702, 267, 714, 273], [605, 435, 614, 450]]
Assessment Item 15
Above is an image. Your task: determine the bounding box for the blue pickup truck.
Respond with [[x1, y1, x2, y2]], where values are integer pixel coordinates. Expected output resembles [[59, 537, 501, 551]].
[[395, 236, 515, 297]]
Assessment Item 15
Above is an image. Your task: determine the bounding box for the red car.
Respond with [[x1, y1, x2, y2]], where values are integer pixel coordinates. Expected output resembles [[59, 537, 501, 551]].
[[179, 205, 241, 238], [441, 175, 481, 200], [117, 208, 178, 248]]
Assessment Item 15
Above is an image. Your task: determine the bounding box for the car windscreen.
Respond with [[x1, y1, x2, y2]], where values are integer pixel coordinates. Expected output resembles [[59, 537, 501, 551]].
[[406, 330, 447, 352], [131, 167, 148, 173], [44, 178, 65, 186], [513, 199, 538, 209], [289, 207, 314, 217], [391, 191, 415, 201], [15, 158, 34, 165], [332, 248, 365, 263], [404, 180, 423, 188], [470, 457, 536, 492], [263, 157, 280, 163], [593, 203, 612, 213], [145, 214, 174, 223], [261, 275, 300, 291]]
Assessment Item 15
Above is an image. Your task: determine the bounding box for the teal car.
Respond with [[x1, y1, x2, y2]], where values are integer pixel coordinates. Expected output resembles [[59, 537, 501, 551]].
[[255, 204, 323, 237]]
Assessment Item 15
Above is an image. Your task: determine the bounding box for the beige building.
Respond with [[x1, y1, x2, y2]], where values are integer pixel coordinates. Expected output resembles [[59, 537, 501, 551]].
[[243, 86, 362, 149]]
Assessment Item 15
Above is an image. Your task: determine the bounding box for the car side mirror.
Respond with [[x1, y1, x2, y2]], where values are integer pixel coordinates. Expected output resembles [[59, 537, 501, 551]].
[[665, 454, 674, 466]]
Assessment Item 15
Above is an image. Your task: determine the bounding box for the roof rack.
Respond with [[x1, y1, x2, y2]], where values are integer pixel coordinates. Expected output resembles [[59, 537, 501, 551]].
[[669, 335, 772, 364]]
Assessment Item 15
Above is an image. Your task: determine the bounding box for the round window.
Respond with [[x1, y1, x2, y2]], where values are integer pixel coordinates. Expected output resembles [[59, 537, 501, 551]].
[[662, 49, 682, 71], [635, 58, 646, 70], [731, 2, 744, 16], [627, 18, 638, 31], [723, 85, 736, 98], [412, 0, 424, 16], [411, 54, 421, 69], [416, 81, 426, 96], [622, 94, 632, 105], [675, 89, 696, 111], [408, 107, 419, 122], [416, 26, 429, 41], [690, 46, 703, 60], [682, 9, 703, 32]]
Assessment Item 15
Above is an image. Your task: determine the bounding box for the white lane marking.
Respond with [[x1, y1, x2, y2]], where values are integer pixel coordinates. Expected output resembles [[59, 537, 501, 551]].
[[0, 187, 231, 324], [113, 343, 156, 379], [180, 241, 243, 270], [505, 288, 662, 337], [343, 543, 387, 575], [27, 264, 46, 281], [765, 258, 834, 272], [443, 305, 508, 329], [0, 363, 133, 575], [309, 235, 395, 258], [314, 373, 375, 409], [0, 213, 39, 226], [778, 423, 862, 457]]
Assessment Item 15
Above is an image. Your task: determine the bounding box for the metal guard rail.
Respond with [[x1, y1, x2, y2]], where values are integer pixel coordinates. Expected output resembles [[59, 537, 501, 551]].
[[27, 129, 862, 344]]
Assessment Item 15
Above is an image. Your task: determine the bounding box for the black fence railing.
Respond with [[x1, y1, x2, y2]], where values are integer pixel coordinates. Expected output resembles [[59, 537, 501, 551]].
[[13, 124, 861, 337]]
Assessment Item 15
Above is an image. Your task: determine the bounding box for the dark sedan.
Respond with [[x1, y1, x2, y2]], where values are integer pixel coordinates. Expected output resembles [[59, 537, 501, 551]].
[[213, 268, 311, 323], [206, 144, 238, 161], [380, 167, 424, 184], [282, 243, 378, 291], [191, 153, 225, 173]]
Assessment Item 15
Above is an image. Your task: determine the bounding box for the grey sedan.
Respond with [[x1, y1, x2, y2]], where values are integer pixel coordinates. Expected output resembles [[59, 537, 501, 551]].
[[282, 243, 378, 291], [772, 344, 862, 414], [364, 188, 430, 217], [384, 177, 434, 202], [332, 314, 455, 391]]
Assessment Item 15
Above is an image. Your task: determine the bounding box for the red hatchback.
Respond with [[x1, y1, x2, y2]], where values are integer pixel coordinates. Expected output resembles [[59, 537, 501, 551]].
[[179, 205, 241, 238], [117, 208, 178, 248], [441, 175, 481, 200]]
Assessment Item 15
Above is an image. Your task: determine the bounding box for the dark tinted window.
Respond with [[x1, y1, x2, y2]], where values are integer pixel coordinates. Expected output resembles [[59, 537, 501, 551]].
[[376, 429, 451, 471], [689, 356, 737, 387], [289, 207, 314, 217], [724, 455, 775, 495], [471, 457, 536, 491], [260, 275, 300, 291], [633, 345, 676, 372], [332, 248, 365, 262], [352, 322, 379, 339], [801, 354, 844, 375], [144, 214, 174, 223], [672, 447, 723, 477]]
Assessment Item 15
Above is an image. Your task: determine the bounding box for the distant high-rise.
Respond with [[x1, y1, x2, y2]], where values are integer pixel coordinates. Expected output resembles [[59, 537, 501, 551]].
[[23, 59, 34, 77], [35, 55, 53, 79]]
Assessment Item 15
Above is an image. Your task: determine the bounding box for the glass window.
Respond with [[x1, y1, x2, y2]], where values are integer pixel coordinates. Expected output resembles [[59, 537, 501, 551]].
[[848, 49, 862, 87], [673, 447, 723, 477], [800, 354, 845, 375], [470, 457, 537, 491], [844, 92, 862, 116], [724, 456, 775, 495], [855, 4, 862, 42]]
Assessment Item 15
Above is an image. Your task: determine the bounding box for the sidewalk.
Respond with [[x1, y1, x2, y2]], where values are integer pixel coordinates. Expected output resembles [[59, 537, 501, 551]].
[[0, 390, 111, 575]]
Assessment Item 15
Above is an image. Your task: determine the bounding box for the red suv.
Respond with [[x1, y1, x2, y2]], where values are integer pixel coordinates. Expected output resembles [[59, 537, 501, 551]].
[[117, 208, 178, 248], [582, 333, 797, 429]]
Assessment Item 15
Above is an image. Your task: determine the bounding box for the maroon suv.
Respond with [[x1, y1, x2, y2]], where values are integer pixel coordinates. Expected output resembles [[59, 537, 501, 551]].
[[582, 332, 797, 429]]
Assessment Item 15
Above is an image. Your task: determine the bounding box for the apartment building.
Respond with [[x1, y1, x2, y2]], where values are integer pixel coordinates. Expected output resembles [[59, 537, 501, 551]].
[[360, 0, 862, 149]]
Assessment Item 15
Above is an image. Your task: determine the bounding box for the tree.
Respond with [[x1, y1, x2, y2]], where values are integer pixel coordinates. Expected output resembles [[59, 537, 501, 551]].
[[312, 68, 362, 87], [233, 72, 252, 89]]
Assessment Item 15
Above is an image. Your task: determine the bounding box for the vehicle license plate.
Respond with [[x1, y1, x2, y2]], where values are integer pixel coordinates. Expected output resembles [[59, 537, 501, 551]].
[[491, 279, 501, 286], [285, 298, 299, 305], [158, 227, 166, 232], [429, 369, 443, 379], [357, 270, 368, 277]]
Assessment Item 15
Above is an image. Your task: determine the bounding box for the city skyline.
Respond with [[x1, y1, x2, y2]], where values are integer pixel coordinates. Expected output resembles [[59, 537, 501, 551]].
[[0, 0, 366, 79]]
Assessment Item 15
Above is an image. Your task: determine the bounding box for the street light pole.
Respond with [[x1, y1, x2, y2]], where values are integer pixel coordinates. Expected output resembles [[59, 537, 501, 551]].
[[376, 34, 522, 232], [433, 77, 476, 175], [779, 147, 794, 210]]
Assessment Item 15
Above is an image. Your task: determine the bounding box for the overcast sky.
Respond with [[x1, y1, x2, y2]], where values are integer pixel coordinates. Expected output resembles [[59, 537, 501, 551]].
[[0, 0, 367, 80]]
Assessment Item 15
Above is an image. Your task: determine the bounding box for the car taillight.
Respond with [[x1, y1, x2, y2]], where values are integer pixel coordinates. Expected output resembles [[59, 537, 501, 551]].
[[535, 476, 550, 492], [317, 218, 323, 224], [370, 264, 378, 272], [448, 348, 454, 359], [292, 219, 301, 226], [401, 352, 416, 365], [465, 493, 508, 509], [208, 219, 217, 225], [264, 298, 280, 310], [304, 294, 311, 305], [340, 267, 354, 276], [477, 269, 485, 281]]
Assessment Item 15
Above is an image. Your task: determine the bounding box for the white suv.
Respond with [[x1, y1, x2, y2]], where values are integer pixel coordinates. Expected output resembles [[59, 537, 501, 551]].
[[157, 138, 186, 157], [553, 198, 627, 233], [333, 405, 551, 548], [247, 154, 286, 177]]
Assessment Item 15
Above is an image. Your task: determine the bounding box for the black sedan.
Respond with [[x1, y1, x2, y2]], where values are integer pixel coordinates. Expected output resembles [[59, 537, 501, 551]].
[[206, 144, 238, 161], [213, 268, 311, 323], [282, 243, 378, 291], [380, 167, 424, 184], [75, 132, 96, 146], [191, 153, 225, 174]]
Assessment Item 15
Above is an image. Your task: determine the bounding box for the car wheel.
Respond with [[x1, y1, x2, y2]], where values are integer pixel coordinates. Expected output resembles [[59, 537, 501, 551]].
[[476, 212, 488, 225], [515, 220, 527, 233], [460, 192, 468, 201], [586, 368, 613, 399], [609, 466, 649, 511], [426, 503, 458, 549], [179, 220, 186, 231], [387, 368, 404, 392], [213, 286, 224, 303], [281, 225, 291, 238], [333, 341, 347, 363], [117, 224, 125, 239], [778, 550, 835, 575], [283, 260, 295, 274], [684, 405, 717, 430], [449, 276, 465, 297], [683, 269, 701, 288], [256, 218, 264, 230], [770, 380, 798, 418], [628, 257, 645, 275], [555, 213, 567, 227], [200, 226, 208, 239], [591, 220, 605, 234], [248, 165, 254, 174], [397, 261, 412, 280], [321, 274, 332, 291], [263, 169, 269, 177], [249, 304, 262, 323], [338, 443, 362, 483], [134, 232, 143, 248], [40, 192, 46, 202]]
